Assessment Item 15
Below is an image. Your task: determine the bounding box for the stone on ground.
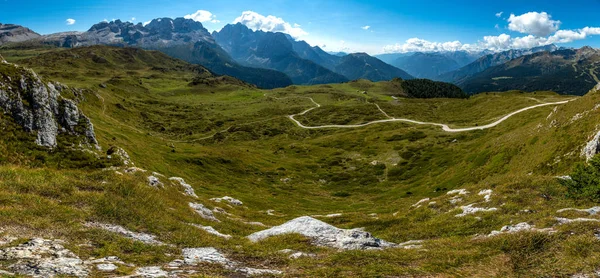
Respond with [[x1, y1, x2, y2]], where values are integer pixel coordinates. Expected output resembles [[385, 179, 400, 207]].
[[189, 203, 220, 222], [169, 177, 198, 198], [210, 196, 243, 206], [247, 216, 396, 250], [84, 222, 165, 245]]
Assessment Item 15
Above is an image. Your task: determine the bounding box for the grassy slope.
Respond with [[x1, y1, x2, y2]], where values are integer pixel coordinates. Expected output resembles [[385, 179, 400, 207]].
[[1, 45, 600, 277]]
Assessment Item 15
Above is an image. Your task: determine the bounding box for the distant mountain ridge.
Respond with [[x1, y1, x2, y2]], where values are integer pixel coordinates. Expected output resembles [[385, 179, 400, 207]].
[[212, 23, 347, 84], [0, 23, 40, 44], [36, 18, 293, 89], [213, 23, 413, 83], [439, 44, 560, 83], [459, 46, 600, 95]]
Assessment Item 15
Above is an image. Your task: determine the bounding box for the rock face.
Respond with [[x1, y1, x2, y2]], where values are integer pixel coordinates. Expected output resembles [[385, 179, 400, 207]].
[[582, 130, 600, 161], [0, 23, 41, 44], [0, 238, 88, 277], [248, 216, 396, 250], [0, 62, 98, 148]]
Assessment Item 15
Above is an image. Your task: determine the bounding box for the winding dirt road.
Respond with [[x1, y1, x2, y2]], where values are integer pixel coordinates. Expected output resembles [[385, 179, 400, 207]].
[[287, 97, 574, 132]]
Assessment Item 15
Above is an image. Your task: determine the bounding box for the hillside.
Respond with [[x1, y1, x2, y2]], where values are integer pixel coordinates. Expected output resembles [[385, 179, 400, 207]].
[[2, 45, 600, 277], [460, 47, 600, 95]]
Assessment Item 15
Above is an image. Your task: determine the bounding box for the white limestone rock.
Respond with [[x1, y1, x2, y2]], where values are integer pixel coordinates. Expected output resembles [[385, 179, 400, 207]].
[[455, 204, 498, 217], [84, 222, 165, 245], [412, 198, 430, 208], [96, 263, 117, 272], [555, 217, 600, 225], [447, 189, 469, 195], [557, 207, 600, 215], [210, 196, 243, 206], [169, 177, 198, 198], [0, 238, 88, 277], [478, 189, 493, 202], [582, 130, 600, 161], [189, 224, 232, 239], [488, 222, 555, 236], [189, 202, 220, 222], [147, 176, 163, 187], [247, 216, 396, 250], [135, 266, 169, 278]]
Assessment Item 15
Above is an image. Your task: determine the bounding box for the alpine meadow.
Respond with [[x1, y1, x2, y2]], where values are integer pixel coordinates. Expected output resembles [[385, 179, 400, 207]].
[[1, 1, 600, 277]]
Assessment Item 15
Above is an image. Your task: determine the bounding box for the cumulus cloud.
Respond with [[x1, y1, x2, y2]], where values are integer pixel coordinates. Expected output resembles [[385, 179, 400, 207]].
[[495, 12, 503, 18], [362, 25, 371, 30], [66, 18, 76, 25], [131, 17, 136, 22], [508, 12, 560, 37], [233, 11, 308, 38], [383, 11, 600, 54], [184, 10, 220, 23]]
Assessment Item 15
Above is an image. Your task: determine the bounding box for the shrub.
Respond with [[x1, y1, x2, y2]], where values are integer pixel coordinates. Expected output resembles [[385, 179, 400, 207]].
[[560, 155, 600, 201]]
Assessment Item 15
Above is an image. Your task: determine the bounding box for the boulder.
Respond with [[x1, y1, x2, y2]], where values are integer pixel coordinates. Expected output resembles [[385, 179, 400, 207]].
[[247, 216, 396, 250], [0, 238, 88, 277]]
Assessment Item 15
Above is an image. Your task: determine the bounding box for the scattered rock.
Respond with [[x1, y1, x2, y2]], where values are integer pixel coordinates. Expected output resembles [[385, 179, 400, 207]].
[[189, 203, 220, 222], [488, 222, 555, 236], [147, 176, 163, 187], [555, 217, 600, 225], [247, 216, 396, 250], [124, 167, 146, 174], [449, 196, 463, 204], [280, 178, 291, 183], [213, 207, 232, 216], [412, 198, 430, 208], [447, 189, 469, 195], [135, 266, 169, 278], [107, 146, 132, 165], [0, 238, 88, 277], [181, 247, 282, 276], [169, 177, 198, 198], [455, 204, 498, 217], [478, 189, 493, 202], [279, 249, 315, 259], [210, 196, 243, 206], [189, 224, 232, 239], [96, 263, 117, 272], [557, 207, 600, 215], [84, 222, 165, 245]]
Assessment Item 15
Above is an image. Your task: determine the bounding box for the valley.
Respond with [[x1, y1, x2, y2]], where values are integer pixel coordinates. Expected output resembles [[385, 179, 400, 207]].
[[1, 45, 600, 277]]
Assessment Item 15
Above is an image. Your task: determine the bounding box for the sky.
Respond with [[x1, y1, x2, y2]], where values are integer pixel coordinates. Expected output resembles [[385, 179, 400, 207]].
[[1, 0, 599, 55]]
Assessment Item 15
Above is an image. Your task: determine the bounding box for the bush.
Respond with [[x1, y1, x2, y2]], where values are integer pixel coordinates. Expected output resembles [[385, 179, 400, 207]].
[[560, 155, 600, 201]]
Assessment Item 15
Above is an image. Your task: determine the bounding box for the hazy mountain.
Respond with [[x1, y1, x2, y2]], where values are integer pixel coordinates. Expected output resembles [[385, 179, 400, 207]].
[[374, 53, 414, 64], [38, 18, 292, 89], [335, 53, 413, 81], [213, 23, 347, 85], [460, 46, 600, 95], [0, 23, 40, 44], [328, 51, 348, 57], [439, 44, 559, 83], [392, 52, 461, 79]]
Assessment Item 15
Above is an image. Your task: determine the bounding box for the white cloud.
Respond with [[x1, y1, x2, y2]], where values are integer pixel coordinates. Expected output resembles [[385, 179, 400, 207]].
[[383, 38, 468, 53], [131, 17, 136, 22], [362, 25, 371, 30], [233, 11, 308, 38], [66, 18, 76, 25], [496, 12, 503, 18], [293, 23, 301, 28], [508, 12, 560, 37], [184, 10, 220, 23]]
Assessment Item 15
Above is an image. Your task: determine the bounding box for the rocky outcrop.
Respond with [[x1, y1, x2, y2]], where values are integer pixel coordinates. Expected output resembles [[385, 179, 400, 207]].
[[488, 222, 555, 236], [169, 177, 198, 198], [455, 204, 498, 217], [181, 247, 282, 276], [210, 196, 243, 206], [189, 224, 232, 239], [189, 202, 220, 222], [582, 130, 600, 161], [247, 216, 396, 250], [0, 238, 88, 277], [0, 62, 98, 148]]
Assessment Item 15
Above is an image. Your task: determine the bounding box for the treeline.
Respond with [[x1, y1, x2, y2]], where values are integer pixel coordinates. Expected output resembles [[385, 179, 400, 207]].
[[400, 79, 469, 99]]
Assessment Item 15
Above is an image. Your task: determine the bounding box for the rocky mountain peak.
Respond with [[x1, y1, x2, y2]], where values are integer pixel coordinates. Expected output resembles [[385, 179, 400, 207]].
[[0, 23, 41, 44]]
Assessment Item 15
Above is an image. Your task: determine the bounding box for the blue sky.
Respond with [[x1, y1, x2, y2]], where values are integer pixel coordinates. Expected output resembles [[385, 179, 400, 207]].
[[1, 0, 599, 54]]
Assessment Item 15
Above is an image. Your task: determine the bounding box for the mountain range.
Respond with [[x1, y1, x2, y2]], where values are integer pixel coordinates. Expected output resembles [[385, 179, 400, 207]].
[[0, 23, 40, 44], [460, 46, 600, 95], [212, 23, 412, 83]]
